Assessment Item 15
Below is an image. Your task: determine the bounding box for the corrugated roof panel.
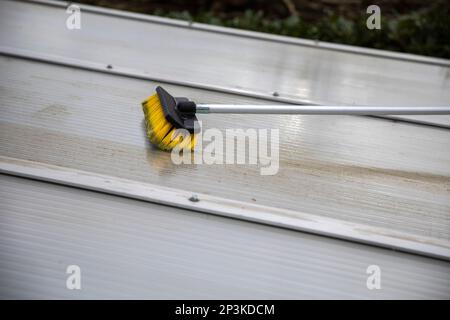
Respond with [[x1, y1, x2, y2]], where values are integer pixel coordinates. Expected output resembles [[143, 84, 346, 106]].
[[0, 0, 450, 299], [1, 56, 449, 244], [1, 0, 449, 127], [1, 174, 449, 299]]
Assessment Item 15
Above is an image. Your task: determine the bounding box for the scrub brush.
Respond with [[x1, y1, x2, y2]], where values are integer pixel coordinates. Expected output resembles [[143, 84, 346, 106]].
[[142, 86, 450, 151], [142, 86, 198, 151]]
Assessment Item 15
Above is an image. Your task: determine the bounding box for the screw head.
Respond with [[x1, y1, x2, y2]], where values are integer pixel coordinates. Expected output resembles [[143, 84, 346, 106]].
[[189, 195, 199, 202]]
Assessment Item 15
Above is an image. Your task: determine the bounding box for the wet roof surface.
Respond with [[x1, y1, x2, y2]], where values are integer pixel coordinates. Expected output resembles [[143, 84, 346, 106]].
[[0, 0, 449, 298]]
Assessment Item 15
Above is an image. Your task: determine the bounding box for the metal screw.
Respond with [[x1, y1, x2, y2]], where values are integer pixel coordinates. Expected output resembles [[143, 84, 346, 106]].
[[189, 194, 199, 202]]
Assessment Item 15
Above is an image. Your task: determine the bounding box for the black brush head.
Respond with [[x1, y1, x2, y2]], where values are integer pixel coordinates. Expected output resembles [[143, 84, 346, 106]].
[[156, 86, 199, 133]]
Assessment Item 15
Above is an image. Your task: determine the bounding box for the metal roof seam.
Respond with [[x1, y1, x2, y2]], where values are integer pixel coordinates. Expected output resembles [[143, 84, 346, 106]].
[[1, 156, 449, 261], [2, 47, 449, 130]]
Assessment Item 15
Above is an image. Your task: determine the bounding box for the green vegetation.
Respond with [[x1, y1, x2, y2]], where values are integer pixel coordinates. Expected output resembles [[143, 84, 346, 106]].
[[154, 6, 450, 59]]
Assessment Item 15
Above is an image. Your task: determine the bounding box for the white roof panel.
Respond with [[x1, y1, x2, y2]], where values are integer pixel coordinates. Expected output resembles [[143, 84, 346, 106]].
[[0, 0, 449, 298]]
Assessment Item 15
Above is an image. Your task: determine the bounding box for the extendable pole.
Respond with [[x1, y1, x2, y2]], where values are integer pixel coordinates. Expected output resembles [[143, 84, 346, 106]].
[[195, 104, 450, 115]]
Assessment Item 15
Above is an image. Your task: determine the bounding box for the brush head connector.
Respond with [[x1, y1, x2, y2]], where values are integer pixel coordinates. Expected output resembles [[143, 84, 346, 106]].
[[142, 86, 199, 151]]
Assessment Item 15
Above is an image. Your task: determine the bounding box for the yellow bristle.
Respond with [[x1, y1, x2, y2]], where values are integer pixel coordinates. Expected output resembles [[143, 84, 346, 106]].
[[142, 93, 197, 151]]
